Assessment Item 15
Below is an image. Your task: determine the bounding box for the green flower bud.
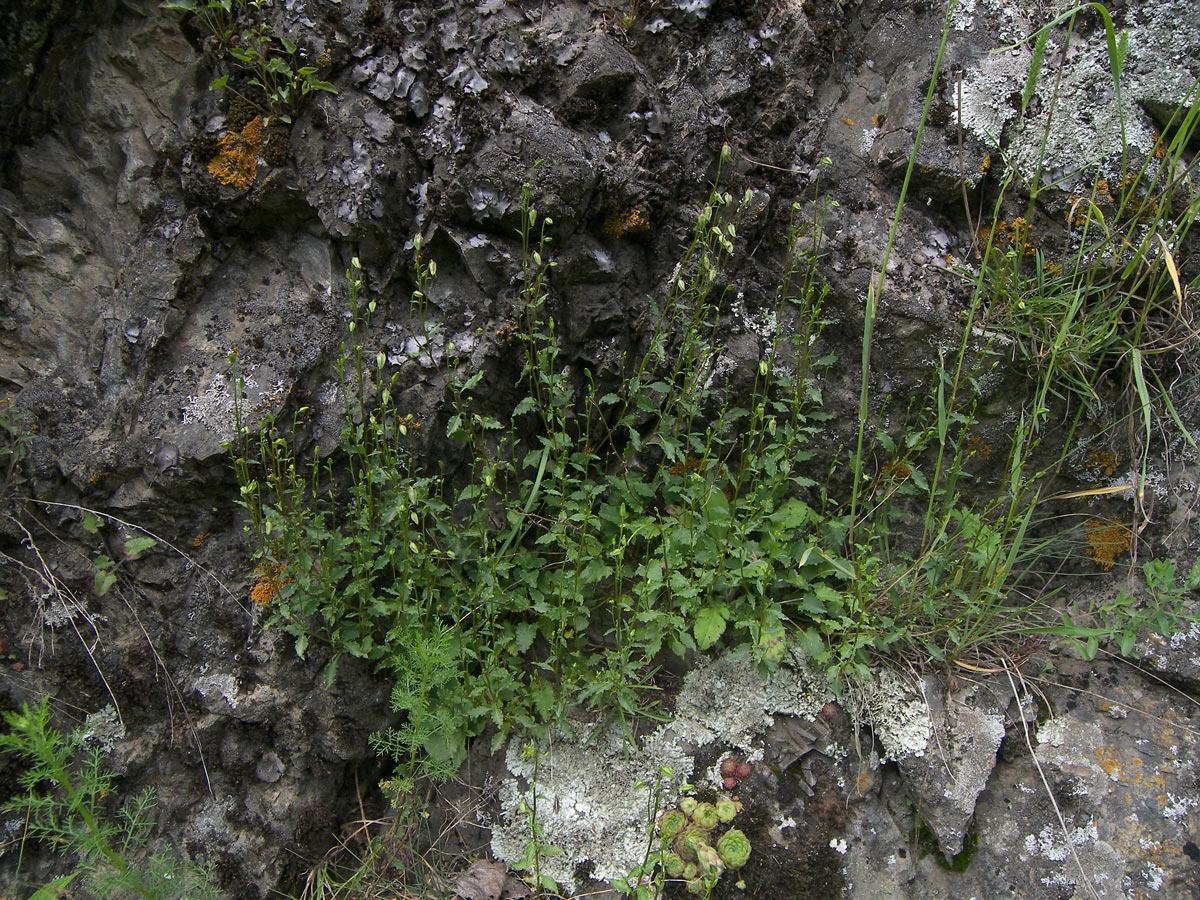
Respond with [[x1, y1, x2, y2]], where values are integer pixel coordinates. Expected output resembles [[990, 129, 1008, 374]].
[[715, 799, 737, 823], [696, 842, 725, 878], [691, 802, 719, 830], [717, 828, 752, 869]]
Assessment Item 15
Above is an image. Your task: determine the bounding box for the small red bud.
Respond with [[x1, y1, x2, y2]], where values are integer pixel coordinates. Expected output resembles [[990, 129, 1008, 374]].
[[821, 702, 838, 719], [720, 758, 738, 777], [734, 762, 752, 779], [723, 777, 738, 791]]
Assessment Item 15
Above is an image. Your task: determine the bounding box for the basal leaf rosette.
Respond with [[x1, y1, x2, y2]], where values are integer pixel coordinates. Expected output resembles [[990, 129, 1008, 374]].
[[659, 809, 688, 841], [717, 827, 752, 869], [674, 825, 710, 862], [691, 801, 719, 830]]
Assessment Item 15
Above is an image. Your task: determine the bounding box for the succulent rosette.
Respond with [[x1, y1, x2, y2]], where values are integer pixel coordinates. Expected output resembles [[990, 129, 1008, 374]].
[[691, 801, 719, 830], [664, 852, 686, 878], [658, 809, 688, 840], [674, 825, 709, 862], [715, 799, 737, 823], [717, 827, 752, 869], [679, 796, 698, 816]]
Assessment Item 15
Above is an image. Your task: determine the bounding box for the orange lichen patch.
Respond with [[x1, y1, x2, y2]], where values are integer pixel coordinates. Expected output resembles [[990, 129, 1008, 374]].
[[840, 117, 855, 126], [880, 460, 912, 483], [1066, 195, 1091, 226], [208, 115, 263, 190], [965, 434, 992, 460], [1084, 518, 1131, 570], [1085, 448, 1120, 477], [979, 155, 992, 176], [870, 113, 881, 127], [977, 217, 1036, 255], [250, 560, 292, 605], [193, 531, 212, 548], [495, 320, 520, 341], [1096, 746, 1122, 778], [603, 205, 650, 237]]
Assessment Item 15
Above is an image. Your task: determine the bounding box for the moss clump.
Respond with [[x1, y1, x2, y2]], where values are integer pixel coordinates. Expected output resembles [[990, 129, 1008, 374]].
[[262, 127, 292, 167], [227, 93, 260, 132]]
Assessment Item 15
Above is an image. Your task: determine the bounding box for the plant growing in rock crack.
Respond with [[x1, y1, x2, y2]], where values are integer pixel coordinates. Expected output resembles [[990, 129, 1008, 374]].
[[0, 699, 218, 900], [801, 1, 1200, 689], [162, 0, 336, 126], [227, 150, 842, 782]]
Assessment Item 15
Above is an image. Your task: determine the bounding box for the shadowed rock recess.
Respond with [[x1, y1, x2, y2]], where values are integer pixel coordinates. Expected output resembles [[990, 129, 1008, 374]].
[[1, 0, 1199, 897]]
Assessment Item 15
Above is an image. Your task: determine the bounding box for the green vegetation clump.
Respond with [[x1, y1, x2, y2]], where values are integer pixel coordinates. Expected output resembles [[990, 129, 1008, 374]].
[[223, 2, 1200, 802], [0, 700, 218, 900], [162, 0, 336, 125]]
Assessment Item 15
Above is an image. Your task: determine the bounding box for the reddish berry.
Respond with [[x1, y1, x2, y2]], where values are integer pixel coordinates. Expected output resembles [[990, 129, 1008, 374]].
[[723, 776, 738, 791], [734, 762, 752, 779], [821, 702, 838, 719], [720, 758, 738, 777]]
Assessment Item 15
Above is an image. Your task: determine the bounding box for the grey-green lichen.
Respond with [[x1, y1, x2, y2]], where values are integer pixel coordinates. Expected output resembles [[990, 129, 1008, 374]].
[[489, 650, 932, 890], [854, 669, 932, 761]]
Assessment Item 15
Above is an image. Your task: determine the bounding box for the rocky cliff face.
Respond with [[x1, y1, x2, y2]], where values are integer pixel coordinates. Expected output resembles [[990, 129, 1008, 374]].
[[2, 0, 1199, 897]]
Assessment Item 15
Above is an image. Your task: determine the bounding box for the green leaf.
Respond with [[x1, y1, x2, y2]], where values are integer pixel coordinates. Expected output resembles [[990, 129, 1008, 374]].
[[209, 74, 229, 91], [29, 875, 77, 900], [908, 467, 929, 492], [123, 536, 157, 558], [94, 567, 116, 596], [514, 622, 537, 653], [81, 511, 103, 533], [694, 606, 727, 650], [279, 35, 297, 54]]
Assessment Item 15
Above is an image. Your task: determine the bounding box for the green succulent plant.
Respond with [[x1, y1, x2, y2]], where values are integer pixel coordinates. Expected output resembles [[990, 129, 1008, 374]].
[[675, 825, 709, 862], [717, 827, 752, 869], [715, 798, 737, 823], [659, 808, 688, 840], [664, 852, 686, 878], [679, 796, 698, 816], [691, 801, 719, 830]]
